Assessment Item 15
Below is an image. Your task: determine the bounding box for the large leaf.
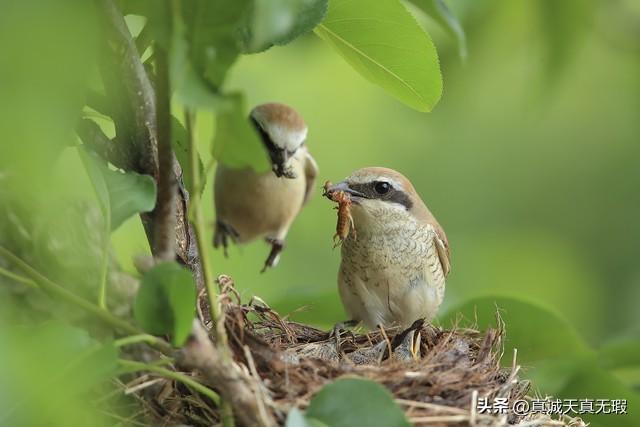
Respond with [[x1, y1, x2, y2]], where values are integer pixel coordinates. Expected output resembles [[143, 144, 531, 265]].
[[529, 355, 640, 427], [408, 0, 467, 60], [241, 0, 328, 53], [211, 93, 271, 172], [306, 378, 410, 427], [134, 261, 196, 346], [79, 147, 157, 231], [439, 296, 590, 365], [181, 0, 252, 90], [314, 0, 442, 112], [598, 331, 640, 370]]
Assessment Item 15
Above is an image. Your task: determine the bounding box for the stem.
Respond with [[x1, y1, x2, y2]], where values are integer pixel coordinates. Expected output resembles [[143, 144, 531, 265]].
[[114, 334, 163, 348], [98, 204, 111, 310], [118, 359, 220, 405], [185, 110, 229, 350], [0, 266, 37, 287], [0, 245, 173, 355], [185, 110, 235, 427]]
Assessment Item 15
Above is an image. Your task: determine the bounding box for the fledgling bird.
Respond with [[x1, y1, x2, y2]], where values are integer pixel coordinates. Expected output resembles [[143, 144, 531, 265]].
[[325, 167, 451, 329], [213, 103, 318, 272]]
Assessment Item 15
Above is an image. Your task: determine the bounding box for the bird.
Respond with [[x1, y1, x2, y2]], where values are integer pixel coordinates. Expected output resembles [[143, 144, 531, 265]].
[[213, 102, 318, 272], [324, 167, 451, 330]]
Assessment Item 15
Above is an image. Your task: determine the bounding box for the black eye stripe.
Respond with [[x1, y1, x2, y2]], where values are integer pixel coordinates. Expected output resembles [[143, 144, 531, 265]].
[[347, 181, 413, 210]]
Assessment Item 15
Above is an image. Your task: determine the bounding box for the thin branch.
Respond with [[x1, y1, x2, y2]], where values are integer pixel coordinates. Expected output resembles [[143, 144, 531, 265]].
[[76, 119, 133, 170], [118, 359, 221, 405], [185, 111, 229, 348]]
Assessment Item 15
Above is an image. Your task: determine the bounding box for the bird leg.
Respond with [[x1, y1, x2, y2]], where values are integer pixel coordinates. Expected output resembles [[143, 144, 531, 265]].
[[261, 237, 285, 273], [328, 319, 359, 355], [213, 220, 239, 257]]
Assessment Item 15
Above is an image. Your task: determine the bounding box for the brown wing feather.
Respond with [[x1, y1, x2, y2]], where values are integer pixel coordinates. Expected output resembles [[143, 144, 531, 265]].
[[434, 228, 451, 277], [302, 150, 318, 205]]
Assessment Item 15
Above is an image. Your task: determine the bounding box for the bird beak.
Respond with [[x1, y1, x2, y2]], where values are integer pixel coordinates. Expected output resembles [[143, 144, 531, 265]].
[[272, 150, 297, 178], [324, 181, 366, 199]]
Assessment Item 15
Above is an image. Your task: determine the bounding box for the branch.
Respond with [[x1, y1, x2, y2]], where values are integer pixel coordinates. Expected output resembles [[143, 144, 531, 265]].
[[153, 42, 176, 261], [96, 0, 203, 288], [178, 321, 276, 427], [76, 118, 133, 170]]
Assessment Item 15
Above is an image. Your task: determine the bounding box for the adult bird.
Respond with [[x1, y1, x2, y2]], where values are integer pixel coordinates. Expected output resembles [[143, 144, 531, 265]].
[[325, 167, 451, 329], [214, 103, 318, 272]]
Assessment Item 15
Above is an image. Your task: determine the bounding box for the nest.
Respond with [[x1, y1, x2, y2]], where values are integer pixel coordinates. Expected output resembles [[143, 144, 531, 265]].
[[120, 276, 586, 427]]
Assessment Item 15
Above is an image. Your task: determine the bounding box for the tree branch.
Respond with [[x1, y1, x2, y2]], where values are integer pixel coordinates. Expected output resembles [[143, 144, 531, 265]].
[[178, 321, 276, 427], [153, 42, 176, 261], [76, 118, 133, 170], [93, 0, 203, 288]]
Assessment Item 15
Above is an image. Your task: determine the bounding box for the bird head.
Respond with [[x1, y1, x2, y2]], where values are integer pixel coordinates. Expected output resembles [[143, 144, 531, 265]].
[[250, 103, 308, 178], [324, 167, 427, 232]]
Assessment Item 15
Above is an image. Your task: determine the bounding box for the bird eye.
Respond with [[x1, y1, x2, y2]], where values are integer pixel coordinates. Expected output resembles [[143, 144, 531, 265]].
[[374, 181, 391, 195]]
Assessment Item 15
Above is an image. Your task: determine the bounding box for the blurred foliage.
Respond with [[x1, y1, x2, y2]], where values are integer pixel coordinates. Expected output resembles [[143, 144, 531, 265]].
[[1, 0, 639, 425], [134, 261, 196, 346], [292, 378, 411, 427]]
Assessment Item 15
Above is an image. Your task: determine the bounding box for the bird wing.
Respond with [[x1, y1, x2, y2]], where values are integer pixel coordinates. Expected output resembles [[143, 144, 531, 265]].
[[302, 150, 318, 205], [433, 228, 451, 278]]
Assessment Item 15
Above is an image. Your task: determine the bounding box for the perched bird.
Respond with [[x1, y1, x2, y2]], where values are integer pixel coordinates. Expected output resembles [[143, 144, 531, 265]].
[[325, 167, 451, 329], [213, 103, 318, 272]]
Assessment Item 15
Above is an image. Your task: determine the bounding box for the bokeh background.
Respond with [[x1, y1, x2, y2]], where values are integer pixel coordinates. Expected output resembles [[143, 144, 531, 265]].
[[1, 0, 639, 425]]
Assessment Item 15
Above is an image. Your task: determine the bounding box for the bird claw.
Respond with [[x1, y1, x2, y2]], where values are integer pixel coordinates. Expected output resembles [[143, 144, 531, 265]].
[[213, 221, 239, 257], [261, 238, 285, 273]]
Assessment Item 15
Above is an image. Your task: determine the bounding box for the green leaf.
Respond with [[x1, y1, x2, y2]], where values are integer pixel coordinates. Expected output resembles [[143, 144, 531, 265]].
[[439, 296, 590, 365], [285, 408, 329, 427], [598, 335, 640, 370], [134, 262, 196, 346], [408, 0, 467, 60], [306, 378, 410, 427], [314, 0, 442, 112], [170, 115, 204, 195], [529, 355, 640, 427], [79, 147, 157, 230], [241, 0, 328, 53], [170, 9, 235, 110], [211, 93, 271, 172], [180, 0, 252, 89]]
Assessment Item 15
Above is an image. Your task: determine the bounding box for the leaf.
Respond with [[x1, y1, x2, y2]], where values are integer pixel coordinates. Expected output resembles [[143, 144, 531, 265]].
[[170, 10, 235, 111], [598, 334, 640, 370], [134, 261, 196, 346], [79, 147, 157, 230], [529, 355, 640, 427], [170, 115, 204, 195], [211, 93, 271, 173], [439, 296, 590, 365], [285, 408, 329, 427], [180, 0, 252, 90], [306, 378, 410, 427], [314, 0, 442, 112], [241, 0, 328, 53], [408, 0, 467, 60]]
